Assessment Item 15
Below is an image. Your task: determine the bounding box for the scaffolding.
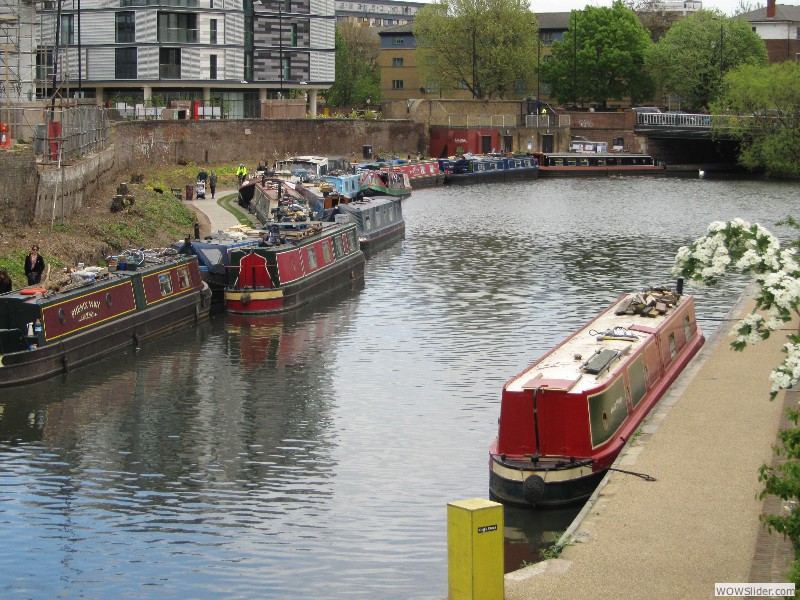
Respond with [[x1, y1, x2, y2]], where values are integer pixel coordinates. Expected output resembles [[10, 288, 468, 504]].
[[0, 0, 38, 105]]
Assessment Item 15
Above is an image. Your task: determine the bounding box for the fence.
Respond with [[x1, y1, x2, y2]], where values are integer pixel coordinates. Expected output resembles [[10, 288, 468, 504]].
[[0, 105, 110, 163], [524, 113, 571, 128]]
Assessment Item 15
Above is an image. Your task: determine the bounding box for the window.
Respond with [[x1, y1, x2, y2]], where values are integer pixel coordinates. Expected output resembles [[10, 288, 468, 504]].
[[176, 267, 190, 290], [60, 14, 74, 45], [210, 54, 217, 79], [392, 79, 403, 89], [116, 12, 135, 43], [392, 57, 403, 67], [158, 273, 173, 296], [244, 50, 253, 81], [290, 23, 297, 46], [159, 47, 181, 79], [36, 48, 53, 81], [306, 247, 317, 269], [322, 240, 332, 262], [282, 0, 290, 11], [393, 36, 404, 45], [210, 18, 217, 44], [115, 47, 137, 79], [157, 12, 197, 43], [281, 57, 290, 80]]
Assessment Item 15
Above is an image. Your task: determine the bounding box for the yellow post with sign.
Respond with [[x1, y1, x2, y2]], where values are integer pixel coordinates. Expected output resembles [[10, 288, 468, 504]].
[[447, 498, 504, 600]]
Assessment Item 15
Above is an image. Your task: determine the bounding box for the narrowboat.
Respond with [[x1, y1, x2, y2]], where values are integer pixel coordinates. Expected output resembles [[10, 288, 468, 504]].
[[532, 152, 666, 177], [358, 169, 412, 199], [489, 282, 704, 508], [172, 233, 261, 309], [438, 154, 539, 184], [0, 254, 212, 387], [333, 196, 405, 257], [355, 159, 444, 189], [224, 221, 365, 314]]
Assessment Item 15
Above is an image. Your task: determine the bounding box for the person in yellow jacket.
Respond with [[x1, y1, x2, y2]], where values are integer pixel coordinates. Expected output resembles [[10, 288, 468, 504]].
[[236, 163, 248, 185]]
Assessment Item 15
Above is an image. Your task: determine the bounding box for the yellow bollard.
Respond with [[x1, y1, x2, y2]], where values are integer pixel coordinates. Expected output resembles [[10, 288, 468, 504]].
[[447, 498, 504, 600]]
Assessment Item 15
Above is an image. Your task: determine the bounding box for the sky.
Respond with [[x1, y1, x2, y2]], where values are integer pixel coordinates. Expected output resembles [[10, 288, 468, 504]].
[[528, 0, 769, 16]]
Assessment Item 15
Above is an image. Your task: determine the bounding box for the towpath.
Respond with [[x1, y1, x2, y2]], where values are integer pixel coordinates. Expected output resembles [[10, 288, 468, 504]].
[[184, 189, 258, 237], [505, 286, 795, 599]]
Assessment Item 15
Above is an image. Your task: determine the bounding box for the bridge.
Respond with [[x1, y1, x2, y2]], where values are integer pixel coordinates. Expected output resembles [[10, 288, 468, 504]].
[[634, 112, 743, 140]]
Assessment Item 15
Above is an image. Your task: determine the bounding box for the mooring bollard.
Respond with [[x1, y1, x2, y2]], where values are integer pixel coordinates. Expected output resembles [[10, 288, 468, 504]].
[[447, 498, 504, 600]]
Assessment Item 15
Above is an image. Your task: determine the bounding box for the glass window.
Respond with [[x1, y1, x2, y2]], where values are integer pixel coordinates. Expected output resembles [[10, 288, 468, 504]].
[[60, 14, 74, 45], [290, 23, 297, 46], [210, 18, 217, 44], [116, 12, 135, 43], [392, 57, 403, 67], [115, 47, 137, 79], [157, 12, 197, 43], [281, 56, 290, 80], [306, 247, 317, 269], [210, 54, 217, 79], [322, 240, 332, 262], [177, 267, 191, 289], [159, 273, 174, 296], [392, 80, 403, 89], [159, 47, 181, 79], [393, 36, 404, 45]]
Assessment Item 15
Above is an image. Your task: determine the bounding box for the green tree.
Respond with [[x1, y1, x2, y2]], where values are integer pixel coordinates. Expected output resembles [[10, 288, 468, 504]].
[[326, 23, 381, 107], [645, 10, 768, 111], [413, 0, 538, 100], [714, 62, 800, 178], [539, 1, 654, 109]]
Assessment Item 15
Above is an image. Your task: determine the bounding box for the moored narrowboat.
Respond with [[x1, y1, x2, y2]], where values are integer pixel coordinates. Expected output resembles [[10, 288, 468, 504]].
[[0, 254, 211, 387], [532, 151, 666, 177], [438, 154, 539, 184], [224, 221, 365, 314], [489, 282, 704, 508], [359, 169, 412, 199], [333, 196, 405, 257]]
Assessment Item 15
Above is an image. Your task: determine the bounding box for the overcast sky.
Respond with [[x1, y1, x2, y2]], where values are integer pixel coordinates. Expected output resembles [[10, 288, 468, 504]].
[[529, 0, 768, 16]]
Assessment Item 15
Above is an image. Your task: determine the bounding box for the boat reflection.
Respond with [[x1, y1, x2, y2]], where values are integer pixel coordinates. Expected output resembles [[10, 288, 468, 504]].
[[503, 504, 580, 573]]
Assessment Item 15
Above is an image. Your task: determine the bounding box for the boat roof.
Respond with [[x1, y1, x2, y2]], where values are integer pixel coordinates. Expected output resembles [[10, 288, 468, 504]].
[[506, 289, 687, 395], [536, 152, 653, 158]]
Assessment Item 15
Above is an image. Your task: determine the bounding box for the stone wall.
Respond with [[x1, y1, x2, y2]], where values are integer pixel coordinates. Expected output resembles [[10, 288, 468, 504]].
[[112, 118, 427, 167], [0, 146, 37, 225]]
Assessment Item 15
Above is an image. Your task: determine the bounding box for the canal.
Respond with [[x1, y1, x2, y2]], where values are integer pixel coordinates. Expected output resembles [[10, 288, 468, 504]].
[[1, 176, 799, 599]]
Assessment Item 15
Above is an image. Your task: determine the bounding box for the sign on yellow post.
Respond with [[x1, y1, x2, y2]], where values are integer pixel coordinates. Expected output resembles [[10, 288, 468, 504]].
[[447, 498, 504, 600]]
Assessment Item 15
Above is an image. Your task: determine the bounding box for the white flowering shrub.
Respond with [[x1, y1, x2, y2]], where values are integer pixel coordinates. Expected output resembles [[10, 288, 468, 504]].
[[673, 218, 800, 399]]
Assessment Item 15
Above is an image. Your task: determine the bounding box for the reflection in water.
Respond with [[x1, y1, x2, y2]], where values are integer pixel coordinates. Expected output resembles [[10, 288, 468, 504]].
[[1, 177, 799, 599]]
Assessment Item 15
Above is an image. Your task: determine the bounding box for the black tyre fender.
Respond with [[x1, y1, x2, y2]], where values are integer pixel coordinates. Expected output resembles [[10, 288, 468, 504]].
[[522, 475, 546, 506]]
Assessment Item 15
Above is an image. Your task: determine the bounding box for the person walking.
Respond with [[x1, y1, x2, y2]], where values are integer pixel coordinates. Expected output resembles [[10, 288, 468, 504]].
[[236, 163, 248, 186], [209, 171, 218, 199], [24, 245, 45, 285]]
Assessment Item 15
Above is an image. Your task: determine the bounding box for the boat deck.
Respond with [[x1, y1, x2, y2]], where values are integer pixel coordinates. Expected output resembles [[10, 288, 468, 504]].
[[506, 290, 682, 394]]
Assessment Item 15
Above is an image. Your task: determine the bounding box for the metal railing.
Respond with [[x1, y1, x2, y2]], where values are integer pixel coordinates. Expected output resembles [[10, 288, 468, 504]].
[[524, 113, 571, 128]]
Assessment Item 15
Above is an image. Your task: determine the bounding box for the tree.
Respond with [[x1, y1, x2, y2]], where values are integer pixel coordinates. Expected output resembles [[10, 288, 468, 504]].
[[413, 0, 538, 100], [326, 23, 381, 107], [673, 218, 800, 587], [714, 62, 800, 178], [539, 1, 655, 109], [645, 10, 768, 111]]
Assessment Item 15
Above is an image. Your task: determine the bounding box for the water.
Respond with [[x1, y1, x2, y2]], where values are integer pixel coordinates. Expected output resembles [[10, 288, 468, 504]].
[[2, 176, 799, 599]]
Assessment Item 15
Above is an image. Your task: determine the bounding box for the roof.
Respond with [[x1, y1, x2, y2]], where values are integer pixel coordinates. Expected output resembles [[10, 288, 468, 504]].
[[536, 12, 572, 29], [738, 3, 800, 21]]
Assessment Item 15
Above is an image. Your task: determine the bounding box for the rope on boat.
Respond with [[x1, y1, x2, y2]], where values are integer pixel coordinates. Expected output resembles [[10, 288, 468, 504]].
[[606, 466, 657, 481]]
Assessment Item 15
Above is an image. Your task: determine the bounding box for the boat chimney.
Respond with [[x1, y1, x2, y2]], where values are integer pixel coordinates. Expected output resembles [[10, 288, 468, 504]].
[[676, 278, 684, 296], [194, 223, 200, 240]]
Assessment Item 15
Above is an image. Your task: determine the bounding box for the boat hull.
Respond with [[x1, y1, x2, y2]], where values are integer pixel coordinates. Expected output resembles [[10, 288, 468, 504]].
[[0, 261, 211, 387], [537, 165, 666, 177], [489, 288, 704, 508], [360, 222, 405, 258], [445, 167, 539, 185]]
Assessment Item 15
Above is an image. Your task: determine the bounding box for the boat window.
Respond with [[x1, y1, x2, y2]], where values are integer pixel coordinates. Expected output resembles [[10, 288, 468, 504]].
[[375, 210, 382, 227], [159, 273, 173, 296], [628, 355, 647, 408], [567, 159, 576, 166], [364, 215, 371, 230], [579, 158, 589, 166], [597, 159, 606, 166], [322, 240, 332, 262], [334, 234, 344, 257], [553, 158, 563, 166], [306, 247, 318, 269], [347, 229, 357, 250], [58, 308, 65, 323], [588, 377, 628, 447], [684, 315, 692, 341], [176, 266, 191, 289], [106, 292, 113, 307], [669, 332, 676, 360]]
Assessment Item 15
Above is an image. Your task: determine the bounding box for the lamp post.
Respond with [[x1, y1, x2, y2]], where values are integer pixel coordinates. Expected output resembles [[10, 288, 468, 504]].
[[278, 0, 284, 98], [572, 9, 577, 109], [719, 19, 724, 88]]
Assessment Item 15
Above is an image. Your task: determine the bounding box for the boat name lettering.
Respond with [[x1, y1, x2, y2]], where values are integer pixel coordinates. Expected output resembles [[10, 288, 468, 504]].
[[477, 525, 497, 534], [454, 138, 467, 144], [72, 300, 101, 321]]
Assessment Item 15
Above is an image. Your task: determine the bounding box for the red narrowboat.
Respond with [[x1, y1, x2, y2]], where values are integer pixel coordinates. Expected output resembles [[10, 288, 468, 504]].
[[224, 221, 365, 314], [489, 283, 704, 507], [0, 254, 211, 387]]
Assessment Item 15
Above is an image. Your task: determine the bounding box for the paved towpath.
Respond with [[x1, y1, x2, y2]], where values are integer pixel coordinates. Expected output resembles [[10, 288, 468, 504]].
[[504, 286, 795, 599]]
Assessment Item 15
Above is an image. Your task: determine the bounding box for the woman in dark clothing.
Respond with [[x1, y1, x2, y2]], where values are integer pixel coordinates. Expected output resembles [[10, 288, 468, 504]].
[[24, 245, 45, 285], [0, 268, 12, 293]]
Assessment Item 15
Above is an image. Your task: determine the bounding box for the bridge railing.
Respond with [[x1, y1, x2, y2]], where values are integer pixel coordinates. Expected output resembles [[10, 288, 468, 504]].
[[636, 112, 752, 129]]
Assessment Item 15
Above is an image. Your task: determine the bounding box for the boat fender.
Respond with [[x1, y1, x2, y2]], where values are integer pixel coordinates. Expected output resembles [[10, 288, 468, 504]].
[[133, 333, 139, 349], [241, 292, 251, 305], [522, 475, 546, 506], [350, 270, 356, 279], [62, 355, 69, 374]]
